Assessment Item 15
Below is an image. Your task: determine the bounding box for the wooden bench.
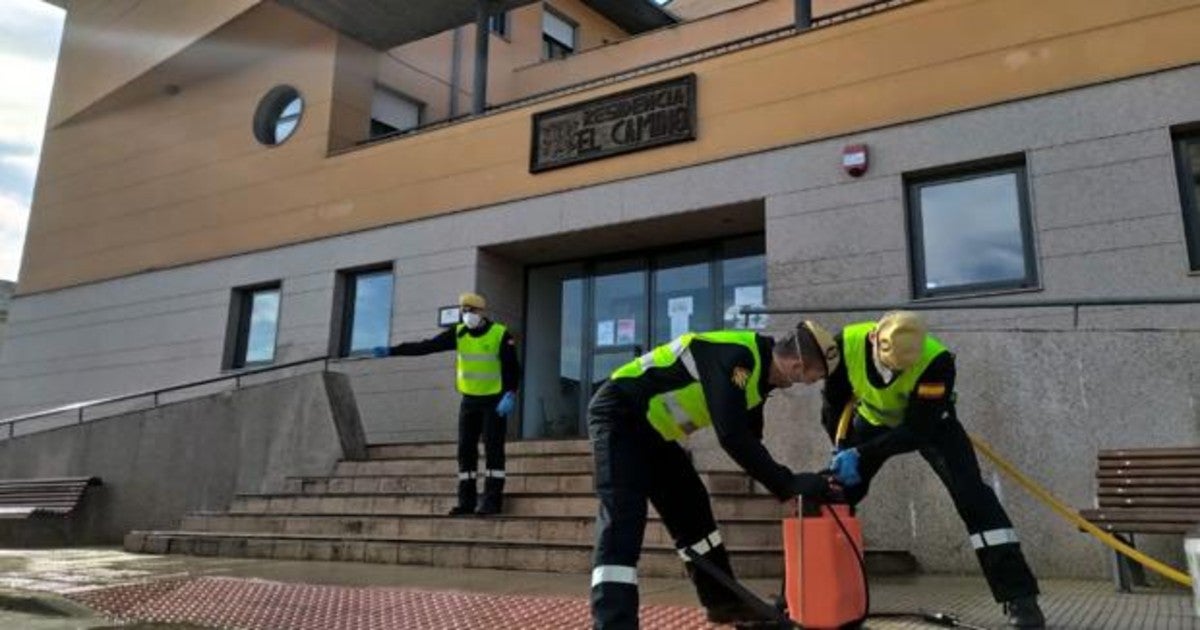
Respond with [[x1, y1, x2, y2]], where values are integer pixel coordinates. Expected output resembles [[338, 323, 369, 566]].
[[1080, 447, 1200, 591], [0, 477, 102, 545]]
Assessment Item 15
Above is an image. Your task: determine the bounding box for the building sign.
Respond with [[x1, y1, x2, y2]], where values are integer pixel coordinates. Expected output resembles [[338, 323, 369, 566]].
[[530, 74, 697, 173]]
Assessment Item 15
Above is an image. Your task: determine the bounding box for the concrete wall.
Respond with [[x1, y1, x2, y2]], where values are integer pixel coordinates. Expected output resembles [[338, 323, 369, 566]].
[[2, 64, 1199, 576], [0, 371, 360, 544]]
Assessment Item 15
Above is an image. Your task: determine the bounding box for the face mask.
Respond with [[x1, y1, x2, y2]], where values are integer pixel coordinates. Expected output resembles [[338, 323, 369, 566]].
[[462, 312, 483, 329]]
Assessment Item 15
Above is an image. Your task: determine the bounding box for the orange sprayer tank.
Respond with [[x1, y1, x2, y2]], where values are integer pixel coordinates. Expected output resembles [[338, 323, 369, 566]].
[[783, 500, 866, 629]]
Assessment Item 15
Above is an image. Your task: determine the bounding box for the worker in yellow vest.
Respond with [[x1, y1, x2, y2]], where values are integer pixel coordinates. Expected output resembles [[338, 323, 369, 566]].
[[822, 311, 1044, 628], [587, 322, 840, 629], [373, 293, 520, 516]]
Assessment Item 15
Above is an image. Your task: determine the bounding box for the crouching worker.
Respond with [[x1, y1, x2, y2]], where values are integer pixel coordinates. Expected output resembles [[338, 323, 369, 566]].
[[821, 311, 1045, 628], [587, 323, 840, 629]]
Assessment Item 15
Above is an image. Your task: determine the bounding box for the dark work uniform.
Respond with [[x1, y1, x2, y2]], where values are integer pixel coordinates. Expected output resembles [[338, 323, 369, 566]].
[[589, 334, 801, 630], [821, 332, 1039, 603], [385, 320, 520, 512]]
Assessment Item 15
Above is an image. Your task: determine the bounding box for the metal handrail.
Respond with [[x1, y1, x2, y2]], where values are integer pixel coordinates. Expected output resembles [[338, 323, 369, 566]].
[[0, 355, 343, 437], [741, 295, 1200, 327]]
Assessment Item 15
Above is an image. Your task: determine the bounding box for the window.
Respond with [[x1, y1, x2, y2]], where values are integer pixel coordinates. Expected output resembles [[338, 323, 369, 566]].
[[1173, 132, 1200, 271], [906, 159, 1038, 298], [721, 237, 768, 330], [226, 283, 281, 369], [334, 266, 394, 357], [489, 11, 509, 38], [252, 86, 303, 146], [542, 7, 576, 60], [370, 87, 422, 138]]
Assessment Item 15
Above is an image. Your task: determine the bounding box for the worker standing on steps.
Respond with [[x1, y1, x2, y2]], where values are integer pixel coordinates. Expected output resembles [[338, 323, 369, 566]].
[[373, 292, 520, 517], [820, 311, 1046, 629], [587, 322, 841, 629]]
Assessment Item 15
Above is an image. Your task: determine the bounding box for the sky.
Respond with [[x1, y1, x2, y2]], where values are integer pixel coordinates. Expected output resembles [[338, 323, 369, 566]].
[[0, 0, 65, 283]]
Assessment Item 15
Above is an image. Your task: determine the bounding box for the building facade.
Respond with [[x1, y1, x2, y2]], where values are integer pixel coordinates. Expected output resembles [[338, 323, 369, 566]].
[[4, 0, 1200, 577]]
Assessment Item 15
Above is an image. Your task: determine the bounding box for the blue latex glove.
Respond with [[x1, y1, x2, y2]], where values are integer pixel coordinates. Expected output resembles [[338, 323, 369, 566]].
[[496, 391, 516, 417], [829, 448, 862, 487], [371, 346, 390, 358]]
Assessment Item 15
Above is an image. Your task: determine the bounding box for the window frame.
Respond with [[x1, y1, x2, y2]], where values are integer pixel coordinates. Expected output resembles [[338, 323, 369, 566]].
[[489, 11, 510, 39], [541, 5, 577, 60], [331, 264, 395, 359], [905, 156, 1039, 299], [369, 85, 424, 139], [225, 282, 283, 370], [1171, 129, 1200, 272]]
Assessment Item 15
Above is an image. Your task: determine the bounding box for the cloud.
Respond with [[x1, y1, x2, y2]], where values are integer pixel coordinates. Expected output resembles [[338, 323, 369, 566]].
[[0, 0, 65, 281], [0, 194, 28, 282], [0, 1, 64, 62]]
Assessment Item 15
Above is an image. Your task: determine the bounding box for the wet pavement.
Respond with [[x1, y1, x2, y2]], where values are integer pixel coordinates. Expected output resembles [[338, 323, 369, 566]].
[[0, 548, 1194, 629]]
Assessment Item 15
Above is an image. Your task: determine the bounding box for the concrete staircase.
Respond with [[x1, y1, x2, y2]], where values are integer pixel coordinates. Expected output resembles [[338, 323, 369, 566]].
[[125, 439, 794, 577]]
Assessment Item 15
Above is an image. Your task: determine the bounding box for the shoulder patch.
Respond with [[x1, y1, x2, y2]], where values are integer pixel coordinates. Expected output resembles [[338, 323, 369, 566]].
[[916, 382, 947, 399], [731, 367, 750, 390]]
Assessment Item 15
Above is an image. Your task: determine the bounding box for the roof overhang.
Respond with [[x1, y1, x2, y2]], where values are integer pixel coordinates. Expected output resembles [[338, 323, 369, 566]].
[[276, 0, 539, 49], [579, 0, 676, 34], [275, 0, 676, 50]]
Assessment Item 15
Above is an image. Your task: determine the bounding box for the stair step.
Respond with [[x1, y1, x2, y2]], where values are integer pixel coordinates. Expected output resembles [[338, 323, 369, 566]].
[[124, 530, 783, 578], [282, 471, 764, 496], [230, 493, 787, 520], [335, 455, 595, 477], [179, 513, 783, 548], [367, 440, 592, 460]]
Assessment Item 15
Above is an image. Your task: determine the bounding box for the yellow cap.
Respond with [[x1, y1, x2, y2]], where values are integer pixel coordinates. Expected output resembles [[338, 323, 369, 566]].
[[801, 320, 840, 374], [875, 310, 927, 371], [459, 292, 487, 310]]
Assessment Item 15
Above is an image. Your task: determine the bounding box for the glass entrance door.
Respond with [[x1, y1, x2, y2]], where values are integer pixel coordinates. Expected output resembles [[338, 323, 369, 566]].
[[588, 258, 648, 414], [521, 237, 765, 439]]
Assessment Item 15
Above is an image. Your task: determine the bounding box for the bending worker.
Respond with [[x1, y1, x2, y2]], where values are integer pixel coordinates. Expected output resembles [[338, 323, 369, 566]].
[[373, 292, 519, 516], [587, 322, 839, 629], [821, 311, 1045, 628]]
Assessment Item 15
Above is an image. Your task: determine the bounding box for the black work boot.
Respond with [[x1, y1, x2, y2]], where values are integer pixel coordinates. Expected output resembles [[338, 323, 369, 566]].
[[705, 600, 775, 625], [1003, 596, 1045, 628], [476, 476, 505, 516], [449, 477, 477, 516]]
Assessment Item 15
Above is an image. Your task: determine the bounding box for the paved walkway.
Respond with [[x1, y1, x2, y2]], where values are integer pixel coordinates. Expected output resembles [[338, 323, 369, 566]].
[[0, 548, 1195, 629]]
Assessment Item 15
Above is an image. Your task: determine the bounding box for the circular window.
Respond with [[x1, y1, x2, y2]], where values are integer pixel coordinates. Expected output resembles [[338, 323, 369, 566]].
[[253, 85, 304, 146]]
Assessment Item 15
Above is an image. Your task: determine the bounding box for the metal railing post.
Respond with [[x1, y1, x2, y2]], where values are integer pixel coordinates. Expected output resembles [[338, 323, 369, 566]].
[[795, 0, 813, 30]]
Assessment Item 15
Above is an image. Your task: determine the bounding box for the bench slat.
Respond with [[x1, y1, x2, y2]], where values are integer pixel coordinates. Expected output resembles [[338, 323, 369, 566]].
[[1099, 448, 1200, 458], [1085, 522, 1195, 535], [1098, 496, 1200, 508], [1099, 480, 1200, 488], [1098, 458, 1200, 469], [1097, 467, 1200, 478], [1081, 508, 1200, 522]]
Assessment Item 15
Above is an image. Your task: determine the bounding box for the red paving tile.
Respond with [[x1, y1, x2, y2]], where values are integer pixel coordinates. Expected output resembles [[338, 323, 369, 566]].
[[72, 577, 725, 629]]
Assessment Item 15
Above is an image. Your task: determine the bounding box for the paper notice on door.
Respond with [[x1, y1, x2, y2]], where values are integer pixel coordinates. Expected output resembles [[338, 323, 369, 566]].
[[668, 296, 693, 339], [667, 296, 693, 317], [596, 320, 615, 347], [616, 319, 636, 345], [670, 314, 690, 339], [734, 285, 763, 307]]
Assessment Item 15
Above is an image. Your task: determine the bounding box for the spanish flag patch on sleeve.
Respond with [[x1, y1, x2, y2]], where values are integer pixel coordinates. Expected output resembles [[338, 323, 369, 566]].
[[916, 382, 947, 399]]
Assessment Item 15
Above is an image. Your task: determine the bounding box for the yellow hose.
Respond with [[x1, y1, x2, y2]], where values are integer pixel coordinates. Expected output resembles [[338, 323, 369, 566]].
[[968, 434, 1193, 588]]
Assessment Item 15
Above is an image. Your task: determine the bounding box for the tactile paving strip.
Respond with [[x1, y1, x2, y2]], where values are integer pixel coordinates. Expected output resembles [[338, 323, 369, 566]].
[[73, 576, 725, 629]]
